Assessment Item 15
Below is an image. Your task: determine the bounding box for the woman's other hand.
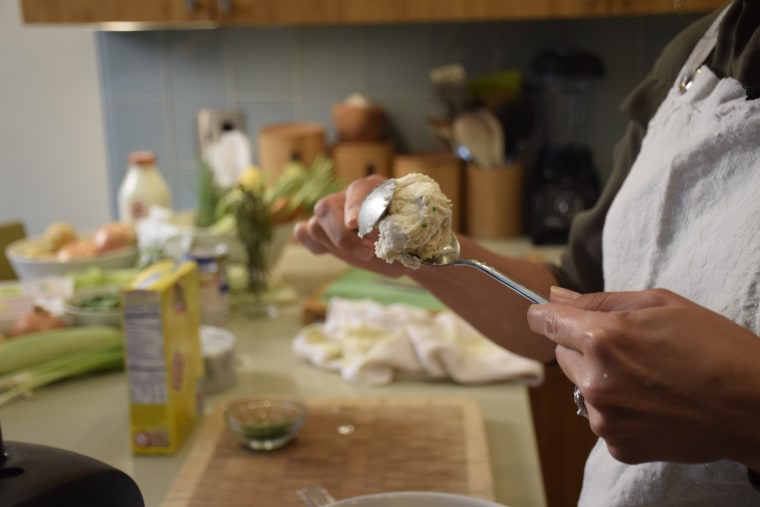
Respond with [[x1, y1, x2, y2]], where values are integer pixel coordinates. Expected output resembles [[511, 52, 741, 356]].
[[527, 287, 760, 469]]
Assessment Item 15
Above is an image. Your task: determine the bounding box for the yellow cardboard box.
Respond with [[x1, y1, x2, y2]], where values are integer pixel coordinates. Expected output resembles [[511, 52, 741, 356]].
[[122, 260, 204, 455]]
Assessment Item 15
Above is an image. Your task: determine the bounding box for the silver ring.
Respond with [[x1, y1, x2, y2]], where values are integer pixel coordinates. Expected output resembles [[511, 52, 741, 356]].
[[573, 385, 589, 419]]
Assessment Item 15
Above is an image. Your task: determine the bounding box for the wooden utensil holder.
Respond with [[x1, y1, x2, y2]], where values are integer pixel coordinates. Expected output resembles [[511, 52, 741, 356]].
[[465, 161, 524, 238], [331, 140, 394, 183], [392, 153, 463, 232]]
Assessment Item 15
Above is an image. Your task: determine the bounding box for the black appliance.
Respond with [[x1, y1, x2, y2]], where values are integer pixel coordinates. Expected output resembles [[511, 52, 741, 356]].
[[528, 48, 604, 244], [0, 421, 144, 507]]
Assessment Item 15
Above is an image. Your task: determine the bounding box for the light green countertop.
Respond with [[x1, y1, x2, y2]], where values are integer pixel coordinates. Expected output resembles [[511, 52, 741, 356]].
[[2, 240, 558, 507]]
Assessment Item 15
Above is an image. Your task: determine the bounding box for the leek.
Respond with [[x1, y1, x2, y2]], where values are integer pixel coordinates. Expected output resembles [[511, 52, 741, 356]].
[[196, 159, 223, 228], [0, 326, 122, 375], [0, 326, 125, 407]]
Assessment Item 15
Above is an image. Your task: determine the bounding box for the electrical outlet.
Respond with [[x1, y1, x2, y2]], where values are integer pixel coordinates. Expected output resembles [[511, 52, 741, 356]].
[[197, 109, 246, 155]]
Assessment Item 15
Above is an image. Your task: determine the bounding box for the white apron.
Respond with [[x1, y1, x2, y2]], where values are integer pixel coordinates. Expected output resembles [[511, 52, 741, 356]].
[[581, 8, 760, 506]]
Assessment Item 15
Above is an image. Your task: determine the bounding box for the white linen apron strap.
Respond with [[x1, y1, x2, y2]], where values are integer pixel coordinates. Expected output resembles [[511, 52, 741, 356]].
[[580, 6, 760, 506], [676, 6, 725, 94]]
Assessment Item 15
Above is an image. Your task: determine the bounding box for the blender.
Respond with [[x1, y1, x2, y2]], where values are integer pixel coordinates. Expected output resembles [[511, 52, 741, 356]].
[[528, 47, 604, 245], [0, 421, 144, 507]]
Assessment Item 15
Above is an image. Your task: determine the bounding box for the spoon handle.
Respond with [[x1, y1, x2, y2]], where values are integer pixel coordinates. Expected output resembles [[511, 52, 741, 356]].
[[454, 259, 548, 304]]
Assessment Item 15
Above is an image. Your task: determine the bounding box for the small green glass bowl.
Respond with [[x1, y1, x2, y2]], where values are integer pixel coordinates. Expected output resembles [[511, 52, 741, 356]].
[[224, 394, 307, 451]]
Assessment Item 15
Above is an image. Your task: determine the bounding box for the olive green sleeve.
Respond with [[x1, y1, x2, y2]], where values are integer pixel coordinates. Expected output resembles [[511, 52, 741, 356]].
[[548, 121, 646, 293], [548, 9, 718, 293]]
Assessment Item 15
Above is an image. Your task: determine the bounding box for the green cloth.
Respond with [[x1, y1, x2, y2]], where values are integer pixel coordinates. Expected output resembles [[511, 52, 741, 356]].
[[320, 268, 446, 311]]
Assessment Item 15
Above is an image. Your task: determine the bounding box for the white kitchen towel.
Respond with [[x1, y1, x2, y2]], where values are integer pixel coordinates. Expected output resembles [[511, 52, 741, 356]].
[[292, 298, 544, 386]]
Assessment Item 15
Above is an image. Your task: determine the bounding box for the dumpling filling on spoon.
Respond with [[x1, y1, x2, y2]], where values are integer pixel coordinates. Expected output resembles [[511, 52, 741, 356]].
[[374, 172, 453, 269]]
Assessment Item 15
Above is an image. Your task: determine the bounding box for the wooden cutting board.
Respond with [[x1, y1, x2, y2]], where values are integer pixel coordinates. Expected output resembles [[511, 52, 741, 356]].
[[162, 397, 494, 506]]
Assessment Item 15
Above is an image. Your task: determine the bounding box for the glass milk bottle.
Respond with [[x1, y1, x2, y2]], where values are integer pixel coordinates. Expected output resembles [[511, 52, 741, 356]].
[[118, 151, 172, 223]]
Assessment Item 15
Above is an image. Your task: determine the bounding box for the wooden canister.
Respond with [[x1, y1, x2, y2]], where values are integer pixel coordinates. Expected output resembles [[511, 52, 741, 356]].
[[331, 141, 394, 183], [392, 153, 463, 232], [465, 161, 525, 238], [258, 123, 326, 180]]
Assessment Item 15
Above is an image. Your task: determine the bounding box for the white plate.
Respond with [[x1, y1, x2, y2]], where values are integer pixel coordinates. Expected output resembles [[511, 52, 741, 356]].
[[329, 491, 508, 507]]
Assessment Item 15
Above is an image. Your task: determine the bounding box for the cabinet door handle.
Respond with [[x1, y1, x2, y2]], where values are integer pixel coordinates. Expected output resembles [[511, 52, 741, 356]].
[[185, 0, 196, 12], [219, 0, 232, 13]]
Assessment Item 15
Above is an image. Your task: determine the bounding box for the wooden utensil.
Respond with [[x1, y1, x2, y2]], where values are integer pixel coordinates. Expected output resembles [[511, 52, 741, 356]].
[[476, 109, 505, 168], [452, 113, 493, 168]]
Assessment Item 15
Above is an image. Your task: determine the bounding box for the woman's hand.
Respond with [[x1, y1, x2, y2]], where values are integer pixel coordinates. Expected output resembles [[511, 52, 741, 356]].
[[293, 174, 407, 277], [295, 174, 560, 363], [527, 287, 760, 468]]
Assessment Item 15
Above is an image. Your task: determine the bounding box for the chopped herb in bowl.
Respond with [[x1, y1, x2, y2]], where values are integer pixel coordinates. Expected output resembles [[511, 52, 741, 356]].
[[225, 394, 307, 451]]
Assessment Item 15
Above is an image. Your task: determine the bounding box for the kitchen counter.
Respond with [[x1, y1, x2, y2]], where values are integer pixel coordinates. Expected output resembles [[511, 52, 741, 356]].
[[2, 239, 561, 507]]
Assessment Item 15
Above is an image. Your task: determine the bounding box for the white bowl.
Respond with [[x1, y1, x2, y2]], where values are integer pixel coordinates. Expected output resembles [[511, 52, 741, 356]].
[[329, 492, 508, 507], [191, 221, 295, 268], [168, 210, 296, 268], [6, 236, 138, 280]]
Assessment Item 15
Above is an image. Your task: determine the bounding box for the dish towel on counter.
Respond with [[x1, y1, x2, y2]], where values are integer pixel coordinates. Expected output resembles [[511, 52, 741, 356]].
[[292, 298, 544, 386]]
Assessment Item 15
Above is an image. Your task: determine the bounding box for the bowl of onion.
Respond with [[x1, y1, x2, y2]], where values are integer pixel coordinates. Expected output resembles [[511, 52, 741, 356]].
[[6, 221, 139, 280]]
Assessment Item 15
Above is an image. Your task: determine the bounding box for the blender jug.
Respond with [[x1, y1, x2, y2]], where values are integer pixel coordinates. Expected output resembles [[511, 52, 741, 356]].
[[529, 48, 604, 244]]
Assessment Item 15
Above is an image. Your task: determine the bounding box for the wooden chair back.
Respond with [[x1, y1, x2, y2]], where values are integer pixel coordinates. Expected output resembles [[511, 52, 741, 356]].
[[0, 221, 27, 281]]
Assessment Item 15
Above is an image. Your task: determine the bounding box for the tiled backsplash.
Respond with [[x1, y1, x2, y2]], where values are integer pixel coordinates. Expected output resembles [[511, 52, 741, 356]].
[[97, 13, 700, 216]]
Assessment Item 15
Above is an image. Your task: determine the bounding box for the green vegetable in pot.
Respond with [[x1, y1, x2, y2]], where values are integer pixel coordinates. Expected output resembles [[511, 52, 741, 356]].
[[75, 293, 121, 310]]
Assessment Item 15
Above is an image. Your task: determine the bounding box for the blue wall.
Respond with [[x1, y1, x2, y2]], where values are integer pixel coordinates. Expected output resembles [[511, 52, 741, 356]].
[[97, 13, 704, 217]]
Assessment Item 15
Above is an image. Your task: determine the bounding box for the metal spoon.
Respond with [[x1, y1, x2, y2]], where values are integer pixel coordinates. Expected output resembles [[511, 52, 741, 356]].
[[357, 179, 547, 304], [357, 179, 396, 238], [296, 485, 336, 506]]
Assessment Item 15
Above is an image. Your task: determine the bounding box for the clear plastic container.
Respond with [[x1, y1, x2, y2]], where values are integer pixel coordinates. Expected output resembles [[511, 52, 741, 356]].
[[118, 151, 172, 223]]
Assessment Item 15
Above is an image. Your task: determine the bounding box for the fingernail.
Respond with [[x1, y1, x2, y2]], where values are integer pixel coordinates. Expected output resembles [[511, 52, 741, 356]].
[[550, 286, 581, 301]]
